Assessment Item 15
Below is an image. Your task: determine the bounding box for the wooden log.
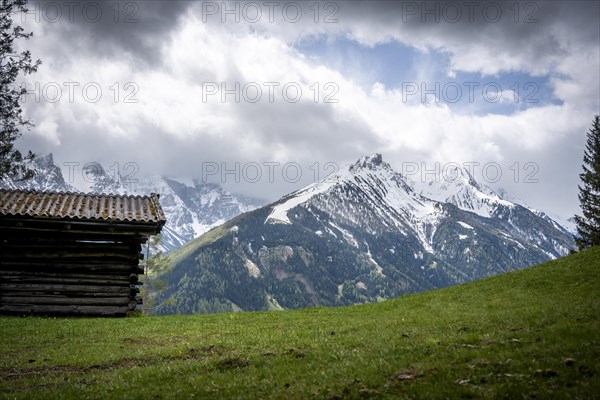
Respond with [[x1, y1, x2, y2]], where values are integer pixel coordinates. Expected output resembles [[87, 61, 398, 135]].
[[0, 261, 144, 274], [0, 244, 133, 252], [0, 216, 159, 231], [0, 283, 138, 295], [0, 232, 146, 245], [0, 237, 140, 247], [0, 222, 157, 237], [0, 261, 134, 268], [0, 237, 146, 249], [0, 260, 140, 268], [0, 276, 132, 286], [0, 270, 139, 283], [1, 291, 141, 299], [0, 251, 140, 261], [1, 267, 146, 277], [0, 304, 129, 316], [1, 296, 133, 306], [0, 243, 139, 252]]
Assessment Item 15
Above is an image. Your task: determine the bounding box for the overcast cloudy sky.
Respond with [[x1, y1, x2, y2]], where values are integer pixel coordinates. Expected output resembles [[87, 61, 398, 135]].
[[14, 0, 600, 221]]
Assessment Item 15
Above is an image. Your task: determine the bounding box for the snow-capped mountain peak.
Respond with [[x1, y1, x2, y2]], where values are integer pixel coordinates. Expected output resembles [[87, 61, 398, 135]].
[[406, 164, 513, 219], [265, 154, 572, 254], [349, 153, 390, 172], [158, 154, 576, 315], [1, 154, 265, 252], [0, 153, 72, 193], [268, 154, 494, 226], [267, 154, 402, 225]]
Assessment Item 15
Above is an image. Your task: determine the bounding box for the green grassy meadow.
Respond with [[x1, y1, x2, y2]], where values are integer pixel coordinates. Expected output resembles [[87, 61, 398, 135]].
[[1, 247, 599, 399]]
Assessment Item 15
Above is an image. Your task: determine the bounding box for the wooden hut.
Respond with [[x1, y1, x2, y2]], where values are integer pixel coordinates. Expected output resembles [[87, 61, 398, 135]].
[[0, 189, 166, 317]]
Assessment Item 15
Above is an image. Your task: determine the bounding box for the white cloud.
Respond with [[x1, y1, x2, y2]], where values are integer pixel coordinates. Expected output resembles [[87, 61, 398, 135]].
[[14, 0, 600, 221]]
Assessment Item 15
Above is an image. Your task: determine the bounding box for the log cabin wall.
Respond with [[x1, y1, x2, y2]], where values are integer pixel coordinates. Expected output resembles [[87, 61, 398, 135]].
[[0, 190, 166, 317]]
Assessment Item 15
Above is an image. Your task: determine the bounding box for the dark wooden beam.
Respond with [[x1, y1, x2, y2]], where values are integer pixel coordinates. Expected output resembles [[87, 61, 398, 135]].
[[1, 251, 140, 261], [0, 304, 130, 316], [0, 283, 138, 295], [1, 275, 132, 286], [0, 243, 141, 252], [0, 217, 161, 235], [1, 291, 140, 299], [0, 227, 149, 243], [1, 260, 141, 269], [1, 296, 135, 307], [0, 270, 139, 283]]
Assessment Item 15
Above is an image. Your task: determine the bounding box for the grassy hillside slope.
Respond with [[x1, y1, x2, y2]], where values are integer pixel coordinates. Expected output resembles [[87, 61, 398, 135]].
[[1, 248, 599, 399]]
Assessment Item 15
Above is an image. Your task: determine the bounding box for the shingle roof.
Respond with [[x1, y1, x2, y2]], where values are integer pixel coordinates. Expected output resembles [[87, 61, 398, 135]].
[[0, 189, 166, 225]]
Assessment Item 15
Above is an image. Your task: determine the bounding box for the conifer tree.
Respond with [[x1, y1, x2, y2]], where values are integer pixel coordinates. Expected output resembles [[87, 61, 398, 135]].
[[574, 115, 600, 249], [1, 0, 41, 180]]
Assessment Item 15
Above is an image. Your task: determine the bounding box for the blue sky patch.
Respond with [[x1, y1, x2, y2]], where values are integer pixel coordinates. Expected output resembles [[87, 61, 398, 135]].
[[294, 36, 561, 115]]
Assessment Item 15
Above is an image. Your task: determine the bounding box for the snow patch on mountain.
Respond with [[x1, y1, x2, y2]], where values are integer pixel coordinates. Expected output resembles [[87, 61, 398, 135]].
[[266, 178, 338, 224], [407, 164, 514, 218], [457, 221, 474, 230]]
